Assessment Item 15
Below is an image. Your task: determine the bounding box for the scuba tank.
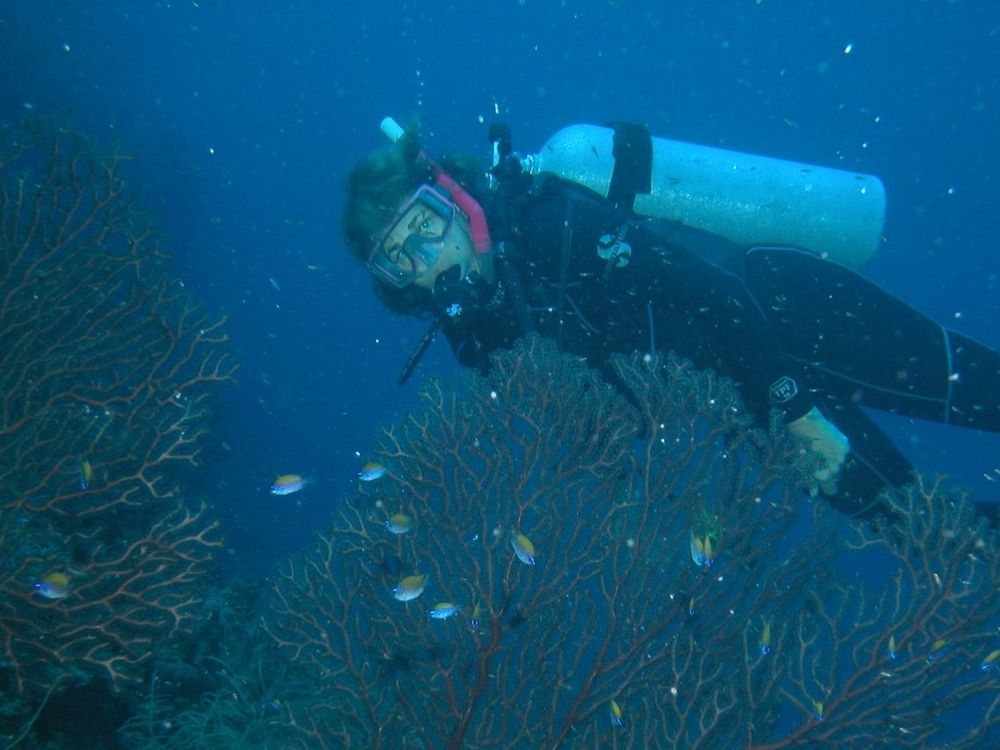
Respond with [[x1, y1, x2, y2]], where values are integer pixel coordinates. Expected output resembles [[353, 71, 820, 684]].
[[518, 124, 886, 270]]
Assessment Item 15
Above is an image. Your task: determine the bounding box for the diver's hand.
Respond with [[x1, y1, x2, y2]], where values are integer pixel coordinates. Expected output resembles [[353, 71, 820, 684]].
[[788, 406, 850, 495]]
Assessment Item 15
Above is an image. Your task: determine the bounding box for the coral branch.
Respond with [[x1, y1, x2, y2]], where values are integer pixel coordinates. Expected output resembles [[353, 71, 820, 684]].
[[263, 336, 1000, 747], [262, 337, 837, 747], [0, 117, 232, 701]]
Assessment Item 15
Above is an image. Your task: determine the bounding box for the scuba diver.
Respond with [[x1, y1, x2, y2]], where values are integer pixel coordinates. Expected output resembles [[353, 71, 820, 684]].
[[341, 118, 1000, 522]]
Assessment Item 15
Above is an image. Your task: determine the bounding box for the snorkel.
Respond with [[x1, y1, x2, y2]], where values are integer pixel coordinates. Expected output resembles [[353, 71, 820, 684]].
[[380, 117, 492, 256]]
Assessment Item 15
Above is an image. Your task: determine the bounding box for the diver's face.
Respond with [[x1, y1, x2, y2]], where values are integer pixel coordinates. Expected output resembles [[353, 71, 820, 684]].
[[413, 217, 475, 289], [369, 185, 475, 289], [384, 207, 474, 290]]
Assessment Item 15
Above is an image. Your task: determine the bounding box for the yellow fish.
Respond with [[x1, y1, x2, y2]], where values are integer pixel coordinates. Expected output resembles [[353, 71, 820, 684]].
[[358, 461, 386, 481], [760, 621, 772, 656], [270, 474, 309, 495], [609, 698, 623, 727], [981, 649, 1000, 672], [34, 572, 70, 600], [393, 574, 427, 602], [78, 459, 93, 490], [510, 530, 536, 565], [384, 513, 412, 535], [689, 530, 714, 567], [927, 637, 950, 663]]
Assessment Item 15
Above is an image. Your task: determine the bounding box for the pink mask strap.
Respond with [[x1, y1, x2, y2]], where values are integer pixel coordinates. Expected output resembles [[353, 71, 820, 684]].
[[422, 157, 492, 256]]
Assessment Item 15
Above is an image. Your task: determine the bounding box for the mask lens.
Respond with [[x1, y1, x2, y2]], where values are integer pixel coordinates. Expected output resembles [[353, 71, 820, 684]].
[[369, 185, 455, 288]]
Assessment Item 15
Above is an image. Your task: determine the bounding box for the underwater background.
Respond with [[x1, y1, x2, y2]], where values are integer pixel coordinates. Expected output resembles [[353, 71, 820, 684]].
[[3, 0, 998, 574], [1, 2, 999, 746]]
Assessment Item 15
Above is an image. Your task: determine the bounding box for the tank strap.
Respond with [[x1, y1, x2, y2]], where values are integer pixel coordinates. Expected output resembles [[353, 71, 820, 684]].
[[607, 122, 653, 211]]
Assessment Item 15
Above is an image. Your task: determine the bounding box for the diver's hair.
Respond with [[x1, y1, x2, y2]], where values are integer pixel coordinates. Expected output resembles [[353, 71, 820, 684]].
[[341, 123, 487, 317], [342, 128, 431, 265]]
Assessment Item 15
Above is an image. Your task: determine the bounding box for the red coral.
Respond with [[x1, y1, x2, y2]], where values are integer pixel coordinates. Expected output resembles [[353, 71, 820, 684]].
[[263, 337, 1000, 748], [0, 119, 232, 697], [263, 338, 805, 747]]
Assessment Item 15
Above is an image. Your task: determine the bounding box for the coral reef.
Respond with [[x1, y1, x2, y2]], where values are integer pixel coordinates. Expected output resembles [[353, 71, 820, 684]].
[[123, 336, 1000, 748], [0, 117, 233, 724], [259, 336, 995, 748]]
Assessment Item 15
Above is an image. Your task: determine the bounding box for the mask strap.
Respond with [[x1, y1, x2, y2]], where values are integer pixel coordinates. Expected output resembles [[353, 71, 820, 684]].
[[431, 170, 491, 255]]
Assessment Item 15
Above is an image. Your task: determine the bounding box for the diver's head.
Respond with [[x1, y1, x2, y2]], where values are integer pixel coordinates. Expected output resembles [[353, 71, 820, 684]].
[[369, 183, 478, 290], [342, 130, 431, 267], [342, 128, 493, 314]]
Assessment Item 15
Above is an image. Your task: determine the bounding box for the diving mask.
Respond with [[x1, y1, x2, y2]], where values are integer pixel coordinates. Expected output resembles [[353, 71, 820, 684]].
[[368, 184, 457, 288]]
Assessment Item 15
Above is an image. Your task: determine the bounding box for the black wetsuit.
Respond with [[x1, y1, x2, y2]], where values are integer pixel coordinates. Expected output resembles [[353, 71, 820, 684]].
[[437, 176, 1000, 519]]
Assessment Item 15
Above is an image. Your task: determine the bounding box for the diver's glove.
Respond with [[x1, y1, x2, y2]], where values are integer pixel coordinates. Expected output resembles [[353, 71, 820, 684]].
[[431, 266, 502, 329], [788, 406, 850, 495]]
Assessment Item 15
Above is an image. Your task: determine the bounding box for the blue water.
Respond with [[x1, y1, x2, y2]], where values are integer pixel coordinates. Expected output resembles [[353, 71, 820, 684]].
[[3, 0, 998, 577]]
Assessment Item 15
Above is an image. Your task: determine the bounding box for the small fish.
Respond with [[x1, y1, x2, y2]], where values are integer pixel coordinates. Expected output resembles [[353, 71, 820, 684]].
[[393, 574, 427, 602], [927, 637, 949, 663], [760, 622, 772, 656], [270, 474, 309, 495], [888, 634, 898, 661], [980, 649, 1000, 672], [358, 461, 386, 482], [811, 699, 825, 722], [687, 595, 696, 618], [510, 530, 536, 566], [609, 699, 624, 728], [78, 459, 93, 490], [429, 602, 462, 620], [470, 603, 481, 630], [384, 513, 412, 535], [34, 572, 70, 600], [689, 530, 713, 567]]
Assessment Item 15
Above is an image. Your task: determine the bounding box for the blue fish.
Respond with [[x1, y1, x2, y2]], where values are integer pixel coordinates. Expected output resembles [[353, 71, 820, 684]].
[[429, 602, 462, 620], [358, 461, 386, 482], [270, 474, 309, 495]]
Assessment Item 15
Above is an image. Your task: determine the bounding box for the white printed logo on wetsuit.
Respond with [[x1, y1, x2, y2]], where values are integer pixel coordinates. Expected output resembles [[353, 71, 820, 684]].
[[769, 376, 799, 403], [597, 224, 632, 268]]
